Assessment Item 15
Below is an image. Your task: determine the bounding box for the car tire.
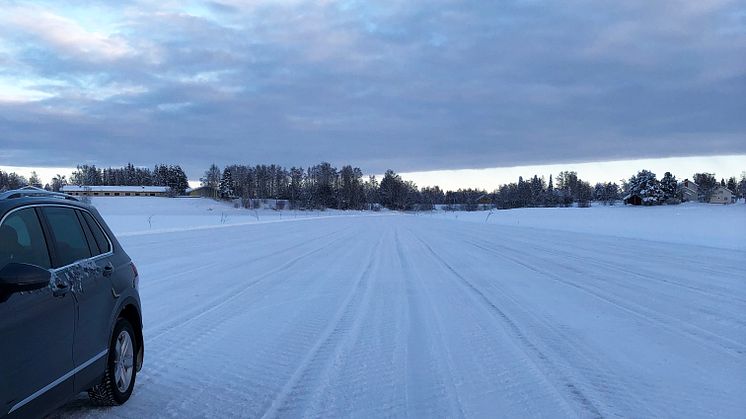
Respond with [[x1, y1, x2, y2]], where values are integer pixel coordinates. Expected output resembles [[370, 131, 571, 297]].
[[88, 318, 138, 406]]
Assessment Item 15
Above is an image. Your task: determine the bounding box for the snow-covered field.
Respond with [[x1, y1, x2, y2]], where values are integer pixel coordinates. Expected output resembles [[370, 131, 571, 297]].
[[56, 198, 745, 418], [92, 197, 375, 236], [429, 202, 746, 250]]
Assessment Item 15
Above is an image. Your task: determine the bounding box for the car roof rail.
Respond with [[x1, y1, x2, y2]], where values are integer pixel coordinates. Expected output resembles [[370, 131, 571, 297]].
[[0, 189, 80, 202]]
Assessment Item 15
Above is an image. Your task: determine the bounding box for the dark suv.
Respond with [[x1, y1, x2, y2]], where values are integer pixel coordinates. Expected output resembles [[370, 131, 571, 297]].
[[0, 189, 143, 418]]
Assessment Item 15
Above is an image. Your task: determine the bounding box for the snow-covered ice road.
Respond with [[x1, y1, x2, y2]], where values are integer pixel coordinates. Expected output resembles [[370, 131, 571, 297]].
[[56, 215, 745, 418]]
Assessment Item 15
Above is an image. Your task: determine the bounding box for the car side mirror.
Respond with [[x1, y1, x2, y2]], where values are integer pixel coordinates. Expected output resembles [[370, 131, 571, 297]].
[[0, 263, 52, 292]]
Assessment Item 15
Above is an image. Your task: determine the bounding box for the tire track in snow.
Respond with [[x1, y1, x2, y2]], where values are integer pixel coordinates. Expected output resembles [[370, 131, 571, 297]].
[[475, 233, 746, 332], [395, 229, 467, 418], [415, 230, 658, 417], [462, 237, 746, 358], [116, 213, 395, 238], [128, 225, 345, 288], [474, 230, 746, 305], [294, 227, 411, 417], [143, 228, 345, 288], [127, 227, 364, 416], [441, 222, 746, 334], [410, 231, 605, 419], [140, 260, 223, 287], [147, 228, 352, 342], [258, 228, 388, 418], [404, 225, 590, 417]]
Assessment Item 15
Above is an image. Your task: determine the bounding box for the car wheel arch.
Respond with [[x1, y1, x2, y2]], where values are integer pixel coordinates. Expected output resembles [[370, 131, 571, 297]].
[[115, 301, 143, 372]]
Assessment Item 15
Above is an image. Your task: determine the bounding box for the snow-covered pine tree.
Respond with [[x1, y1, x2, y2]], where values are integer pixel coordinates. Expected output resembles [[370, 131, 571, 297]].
[[51, 174, 67, 192], [363, 175, 380, 209], [576, 181, 593, 207], [219, 168, 235, 199], [529, 175, 544, 207], [28, 171, 42, 188], [604, 182, 619, 205], [660, 172, 678, 203], [517, 176, 530, 207], [125, 163, 136, 186], [594, 183, 606, 204], [545, 174, 556, 207], [555, 171, 577, 207], [726, 177, 738, 195], [170, 165, 189, 196], [693, 173, 717, 202], [628, 170, 664, 205]]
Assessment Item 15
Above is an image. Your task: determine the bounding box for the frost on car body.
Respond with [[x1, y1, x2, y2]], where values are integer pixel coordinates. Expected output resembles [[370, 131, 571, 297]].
[[49, 260, 101, 294]]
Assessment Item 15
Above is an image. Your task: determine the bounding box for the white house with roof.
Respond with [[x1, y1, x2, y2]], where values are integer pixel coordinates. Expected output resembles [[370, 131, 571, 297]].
[[677, 180, 736, 204], [709, 185, 734, 204], [679, 179, 699, 202], [61, 185, 171, 197]]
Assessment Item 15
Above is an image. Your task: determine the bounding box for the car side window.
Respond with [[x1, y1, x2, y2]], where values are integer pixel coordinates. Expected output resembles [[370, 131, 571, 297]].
[[0, 208, 52, 271], [80, 211, 111, 255], [42, 207, 93, 268]]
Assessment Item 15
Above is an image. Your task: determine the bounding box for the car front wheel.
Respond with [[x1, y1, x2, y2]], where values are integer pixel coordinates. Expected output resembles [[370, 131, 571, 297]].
[[88, 318, 138, 406]]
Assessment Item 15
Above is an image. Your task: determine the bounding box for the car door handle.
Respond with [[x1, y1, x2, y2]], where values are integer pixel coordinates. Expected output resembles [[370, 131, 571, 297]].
[[53, 281, 69, 297], [103, 263, 114, 277]]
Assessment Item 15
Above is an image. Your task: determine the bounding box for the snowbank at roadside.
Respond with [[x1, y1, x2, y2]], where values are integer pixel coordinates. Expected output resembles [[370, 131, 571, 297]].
[[91, 197, 385, 236]]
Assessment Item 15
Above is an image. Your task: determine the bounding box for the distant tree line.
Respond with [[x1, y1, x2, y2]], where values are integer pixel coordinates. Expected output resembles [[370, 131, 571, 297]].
[[2, 164, 744, 210], [202, 164, 746, 210], [493, 172, 597, 209], [201, 163, 379, 210], [0, 170, 30, 191]]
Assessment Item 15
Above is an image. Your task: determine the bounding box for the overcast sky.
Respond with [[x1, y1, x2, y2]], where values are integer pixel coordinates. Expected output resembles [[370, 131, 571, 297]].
[[1, 0, 744, 180]]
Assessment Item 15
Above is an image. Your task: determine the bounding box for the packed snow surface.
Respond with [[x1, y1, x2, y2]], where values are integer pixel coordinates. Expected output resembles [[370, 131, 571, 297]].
[[91, 197, 368, 236], [431, 201, 746, 250], [57, 198, 745, 418]]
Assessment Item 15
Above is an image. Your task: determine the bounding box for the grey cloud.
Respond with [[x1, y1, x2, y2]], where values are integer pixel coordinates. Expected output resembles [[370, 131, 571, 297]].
[[0, 0, 744, 178]]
